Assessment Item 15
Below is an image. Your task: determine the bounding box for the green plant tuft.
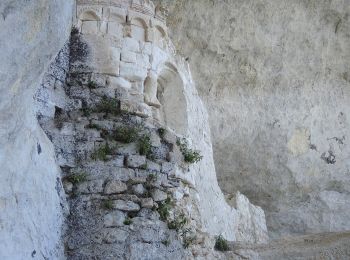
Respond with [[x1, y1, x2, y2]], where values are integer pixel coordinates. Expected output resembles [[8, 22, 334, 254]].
[[158, 128, 166, 138], [81, 107, 91, 117], [86, 122, 101, 130], [102, 199, 113, 210], [157, 197, 173, 221], [140, 163, 148, 170], [168, 213, 188, 231], [114, 126, 139, 143], [94, 96, 120, 116], [177, 138, 203, 164], [214, 235, 229, 251], [183, 234, 196, 249], [146, 173, 157, 182], [138, 134, 153, 158], [161, 239, 170, 246], [123, 217, 133, 225], [66, 172, 87, 184], [91, 143, 113, 161], [87, 80, 97, 89]]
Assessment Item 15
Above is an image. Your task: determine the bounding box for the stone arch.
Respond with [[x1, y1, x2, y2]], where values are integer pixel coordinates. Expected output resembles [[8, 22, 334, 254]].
[[108, 13, 125, 37], [156, 63, 188, 135], [130, 17, 148, 41], [79, 10, 101, 21], [78, 10, 101, 34], [154, 25, 167, 48]]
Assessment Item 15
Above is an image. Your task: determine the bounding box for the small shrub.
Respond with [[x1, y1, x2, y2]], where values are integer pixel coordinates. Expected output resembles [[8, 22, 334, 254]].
[[102, 200, 113, 210], [214, 235, 229, 251], [183, 234, 196, 249], [71, 189, 80, 198], [168, 214, 188, 231], [91, 143, 113, 161], [87, 80, 97, 89], [157, 197, 173, 221], [123, 217, 133, 225], [71, 26, 79, 35], [94, 96, 120, 116], [114, 126, 139, 143], [81, 107, 91, 117], [161, 239, 170, 246], [100, 129, 109, 139], [158, 128, 166, 138], [138, 134, 152, 158], [183, 150, 202, 163], [140, 163, 148, 170], [66, 172, 87, 184], [144, 173, 157, 191], [177, 138, 203, 164], [85, 123, 101, 130], [146, 173, 157, 182]]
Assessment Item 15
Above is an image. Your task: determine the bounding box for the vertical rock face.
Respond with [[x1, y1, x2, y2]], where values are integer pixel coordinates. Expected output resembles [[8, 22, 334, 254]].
[[155, 0, 350, 239], [0, 0, 74, 259]]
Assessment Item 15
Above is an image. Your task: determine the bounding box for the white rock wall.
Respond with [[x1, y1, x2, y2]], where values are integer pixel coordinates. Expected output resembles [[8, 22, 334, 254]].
[[0, 0, 73, 259], [155, 0, 350, 239]]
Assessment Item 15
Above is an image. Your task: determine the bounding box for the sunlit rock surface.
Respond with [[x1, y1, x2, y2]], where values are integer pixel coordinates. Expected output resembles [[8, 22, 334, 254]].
[[0, 0, 73, 259], [155, 0, 350, 239]]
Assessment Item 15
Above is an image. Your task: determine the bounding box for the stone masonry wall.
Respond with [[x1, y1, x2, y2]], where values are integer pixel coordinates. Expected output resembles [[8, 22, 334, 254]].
[[34, 0, 268, 258]]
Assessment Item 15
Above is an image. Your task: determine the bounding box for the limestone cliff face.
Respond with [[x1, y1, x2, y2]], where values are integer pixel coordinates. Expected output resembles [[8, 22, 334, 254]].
[[0, 0, 73, 259], [155, 0, 350, 239]]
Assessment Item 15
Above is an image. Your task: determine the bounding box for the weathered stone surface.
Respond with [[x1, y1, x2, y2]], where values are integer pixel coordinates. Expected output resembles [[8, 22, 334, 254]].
[[132, 184, 146, 196], [103, 228, 129, 244], [119, 62, 147, 82], [146, 160, 161, 172], [122, 37, 140, 52], [141, 198, 154, 209], [107, 76, 131, 89], [104, 210, 126, 227], [63, 181, 74, 193], [234, 192, 268, 243], [150, 131, 161, 147], [161, 162, 174, 174], [104, 180, 128, 194], [121, 50, 137, 63], [151, 189, 168, 202], [126, 155, 146, 168], [113, 200, 140, 212], [77, 179, 104, 194]]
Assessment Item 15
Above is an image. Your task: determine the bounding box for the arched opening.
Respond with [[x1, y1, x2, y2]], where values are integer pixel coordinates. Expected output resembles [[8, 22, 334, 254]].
[[130, 17, 147, 41], [154, 25, 167, 49], [108, 13, 125, 37], [157, 64, 188, 135], [79, 11, 100, 34]]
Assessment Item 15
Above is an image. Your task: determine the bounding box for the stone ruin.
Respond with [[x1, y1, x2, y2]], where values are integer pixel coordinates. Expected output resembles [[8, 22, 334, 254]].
[[35, 0, 269, 258]]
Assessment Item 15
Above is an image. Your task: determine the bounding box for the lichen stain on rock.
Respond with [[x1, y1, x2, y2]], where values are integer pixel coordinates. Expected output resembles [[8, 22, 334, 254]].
[[287, 128, 310, 156]]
